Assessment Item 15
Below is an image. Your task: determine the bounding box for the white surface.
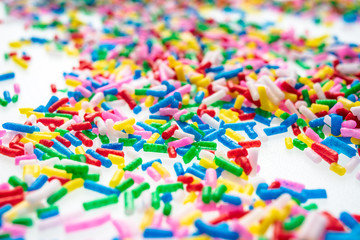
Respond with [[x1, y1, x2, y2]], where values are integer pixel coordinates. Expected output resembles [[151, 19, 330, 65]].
[[0, 4, 360, 240]]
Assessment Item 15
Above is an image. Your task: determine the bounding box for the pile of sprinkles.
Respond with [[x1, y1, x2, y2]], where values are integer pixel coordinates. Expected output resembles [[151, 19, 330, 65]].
[[1, 0, 360, 239]]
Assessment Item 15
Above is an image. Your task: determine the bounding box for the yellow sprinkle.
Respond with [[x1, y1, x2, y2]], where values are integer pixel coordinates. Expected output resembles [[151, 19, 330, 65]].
[[285, 137, 293, 149], [26, 132, 60, 142], [144, 119, 167, 125], [3, 201, 29, 221], [297, 133, 314, 147], [350, 137, 360, 145], [322, 80, 334, 92], [175, 65, 186, 82], [199, 158, 217, 169], [258, 86, 276, 112], [180, 210, 202, 226], [243, 183, 254, 195], [41, 166, 72, 179], [310, 104, 329, 113], [329, 163, 346, 176], [23, 165, 40, 178], [253, 199, 266, 208], [152, 162, 170, 178], [109, 169, 125, 188], [182, 94, 190, 105], [9, 41, 23, 48], [19, 108, 33, 114], [108, 154, 125, 166], [284, 92, 298, 102], [75, 146, 85, 155], [183, 191, 197, 204], [20, 137, 37, 145], [184, 173, 201, 184], [65, 79, 82, 87], [11, 56, 28, 69], [274, 109, 285, 118], [338, 97, 353, 110], [147, 133, 160, 144], [113, 118, 135, 131], [298, 77, 314, 88], [190, 74, 204, 84], [25, 111, 45, 118], [234, 95, 245, 109], [217, 178, 238, 192], [63, 178, 84, 192], [196, 77, 211, 87], [225, 128, 245, 142], [140, 208, 155, 231], [145, 96, 155, 108]]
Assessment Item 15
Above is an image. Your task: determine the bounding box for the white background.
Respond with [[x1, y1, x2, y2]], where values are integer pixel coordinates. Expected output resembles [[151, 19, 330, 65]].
[[0, 3, 360, 240]]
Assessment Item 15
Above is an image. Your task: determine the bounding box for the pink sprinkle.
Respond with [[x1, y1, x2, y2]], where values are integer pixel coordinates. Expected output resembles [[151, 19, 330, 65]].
[[147, 167, 161, 182], [168, 137, 193, 148], [0, 183, 10, 190], [2, 223, 27, 237], [165, 84, 191, 98], [205, 168, 217, 188], [75, 85, 92, 98], [134, 130, 152, 139], [69, 97, 77, 107], [13, 83, 20, 94], [159, 108, 179, 116], [65, 213, 111, 233], [95, 76, 132, 93], [342, 120, 357, 129], [92, 128, 99, 135], [15, 154, 37, 165], [231, 222, 253, 240], [174, 109, 187, 121], [328, 102, 343, 114], [112, 219, 133, 238], [218, 204, 242, 213], [166, 216, 179, 230], [151, 213, 163, 227], [124, 171, 144, 184], [174, 227, 189, 238], [0, 130, 5, 137], [305, 128, 321, 142], [102, 111, 122, 122], [341, 128, 360, 138]]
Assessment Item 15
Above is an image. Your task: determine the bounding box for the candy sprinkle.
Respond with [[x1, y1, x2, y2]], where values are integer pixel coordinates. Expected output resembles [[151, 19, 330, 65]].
[[0, 0, 360, 239]]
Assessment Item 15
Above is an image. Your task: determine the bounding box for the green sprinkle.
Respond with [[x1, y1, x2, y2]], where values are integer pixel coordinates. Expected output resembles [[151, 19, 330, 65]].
[[132, 182, 150, 198], [54, 128, 70, 136], [124, 191, 135, 215], [45, 113, 73, 119], [82, 130, 97, 140], [8, 176, 27, 191], [156, 183, 183, 193], [202, 186, 212, 204], [293, 138, 307, 150], [163, 202, 172, 216], [83, 194, 118, 211], [214, 156, 243, 176], [151, 192, 161, 210], [47, 187, 68, 205], [183, 146, 198, 164], [116, 178, 135, 192], [143, 143, 168, 153], [123, 157, 143, 171], [212, 184, 227, 203], [99, 134, 110, 144], [283, 215, 305, 231], [12, 217, 33, 226], [118, 138, 137, 146]]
